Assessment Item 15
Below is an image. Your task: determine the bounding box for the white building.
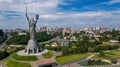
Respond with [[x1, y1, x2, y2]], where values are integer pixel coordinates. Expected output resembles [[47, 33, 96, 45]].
[[109, 40, 119, 43]]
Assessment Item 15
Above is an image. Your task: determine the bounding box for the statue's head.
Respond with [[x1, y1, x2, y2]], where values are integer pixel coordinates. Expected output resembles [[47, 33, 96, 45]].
[[29, 18, 35, 23], [32, 18, 35, 22]]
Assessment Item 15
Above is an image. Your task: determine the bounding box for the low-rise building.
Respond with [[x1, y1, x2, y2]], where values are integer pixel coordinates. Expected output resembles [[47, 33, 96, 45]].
[[109, 40, 119, 43], [60, 38, 69, 46]]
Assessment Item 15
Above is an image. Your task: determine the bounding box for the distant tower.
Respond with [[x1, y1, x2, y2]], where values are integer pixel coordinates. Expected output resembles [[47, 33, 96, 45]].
[[62, 28, 65, 37], [25, 7, 41, 53]]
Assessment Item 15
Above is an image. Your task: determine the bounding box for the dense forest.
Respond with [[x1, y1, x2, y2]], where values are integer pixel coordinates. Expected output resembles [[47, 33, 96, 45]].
[[7, 32, 54, 45]]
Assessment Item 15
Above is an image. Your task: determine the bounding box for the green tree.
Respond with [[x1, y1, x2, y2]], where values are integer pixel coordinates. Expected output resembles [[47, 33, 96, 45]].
[[0, 36, 4, 44], [0, 51, 9, 60]]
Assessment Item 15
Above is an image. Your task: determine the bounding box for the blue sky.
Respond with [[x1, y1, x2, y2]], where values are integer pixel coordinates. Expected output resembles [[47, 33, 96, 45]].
[[0, 0, 120, 29]]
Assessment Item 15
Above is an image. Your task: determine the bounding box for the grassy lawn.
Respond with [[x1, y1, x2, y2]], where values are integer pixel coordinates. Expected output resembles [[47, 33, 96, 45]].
[[42, 51, 53, 58], [79, 60, 110, 66], [55, 53, 90, 64], [5, 58, 31, 67], [93, 50, 120, 60], [12, 53, 38, 61]]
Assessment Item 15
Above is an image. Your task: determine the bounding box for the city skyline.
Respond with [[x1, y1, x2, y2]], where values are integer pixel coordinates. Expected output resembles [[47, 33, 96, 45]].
[[0, 0, 120, 29]]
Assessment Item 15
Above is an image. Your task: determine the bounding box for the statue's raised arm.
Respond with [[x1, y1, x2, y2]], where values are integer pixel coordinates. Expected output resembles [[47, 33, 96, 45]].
[[35, 14, 39, 22], [25, 7, 29, 21]]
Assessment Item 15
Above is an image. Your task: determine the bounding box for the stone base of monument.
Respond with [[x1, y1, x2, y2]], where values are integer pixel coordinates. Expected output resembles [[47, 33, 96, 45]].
[[25, 39, 41, 54], [17, 49, 48, 56]]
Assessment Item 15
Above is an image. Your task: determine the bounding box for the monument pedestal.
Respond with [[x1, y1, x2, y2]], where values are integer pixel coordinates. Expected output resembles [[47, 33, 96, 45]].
[[25, 39, 41, 54]]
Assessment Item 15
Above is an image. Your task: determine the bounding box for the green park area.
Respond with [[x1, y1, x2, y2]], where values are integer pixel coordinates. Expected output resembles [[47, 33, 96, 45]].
[[55, 53, 90, 64], [93, 50, 120, 60], [79, 60, 110, 66], [12, 53, 38, 61], [5, 58, 31, 67], [42, 51, 53, 58]]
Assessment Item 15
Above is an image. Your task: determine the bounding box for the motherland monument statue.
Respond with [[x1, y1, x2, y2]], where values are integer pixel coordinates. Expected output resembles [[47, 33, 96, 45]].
[[25, 7, 41, 53]]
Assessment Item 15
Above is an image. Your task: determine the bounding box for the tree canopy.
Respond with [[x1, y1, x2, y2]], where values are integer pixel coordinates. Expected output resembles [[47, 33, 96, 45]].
[[7, 32, 54, 45]]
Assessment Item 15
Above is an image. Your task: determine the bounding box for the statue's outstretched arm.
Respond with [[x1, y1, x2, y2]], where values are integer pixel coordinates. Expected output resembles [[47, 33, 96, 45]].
[[25, 7, 30, 21], [26, 14, 29, 21]]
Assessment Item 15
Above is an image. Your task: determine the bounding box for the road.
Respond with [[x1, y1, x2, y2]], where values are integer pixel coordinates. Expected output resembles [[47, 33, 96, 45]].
[[0, 35, 10, 50], [0, 60, 6, 67], [0, 42, 6, 51]]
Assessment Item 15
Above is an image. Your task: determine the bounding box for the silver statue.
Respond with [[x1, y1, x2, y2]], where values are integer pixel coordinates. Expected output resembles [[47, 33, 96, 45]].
[[25, 7, 40, 53]]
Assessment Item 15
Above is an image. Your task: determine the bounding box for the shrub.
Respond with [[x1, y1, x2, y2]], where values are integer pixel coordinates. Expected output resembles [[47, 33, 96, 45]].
[[111, 59, 117, 64], [0, 51, 9, 60], [99, 51, 105, 56]]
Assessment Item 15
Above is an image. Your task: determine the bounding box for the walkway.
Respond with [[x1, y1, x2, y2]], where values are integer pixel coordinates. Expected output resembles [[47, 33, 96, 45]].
[[0, 35, 10, 51], [35, 53, 57, 67], [0, 60, 6, 67]]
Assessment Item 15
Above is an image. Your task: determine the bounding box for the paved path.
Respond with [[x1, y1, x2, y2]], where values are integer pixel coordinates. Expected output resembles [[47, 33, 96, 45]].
[[83, 53, 95, 61], [17, 49, 48, 56], [0, 43, 6, 51], [0, 35, 10, 51], [0, 60, 6, 67], [102, 59, 111, 63]]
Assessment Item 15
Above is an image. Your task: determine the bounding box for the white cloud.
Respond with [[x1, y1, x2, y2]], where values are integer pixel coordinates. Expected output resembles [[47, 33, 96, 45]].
[[0, 0, 13, 3], [103, 0, 120, 5], [0, 0, 120, 29], [0, 0, 63, 13], [39, 10, 120, 20], [2, 0, 115, 20], [71, 12, 103, 17]]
